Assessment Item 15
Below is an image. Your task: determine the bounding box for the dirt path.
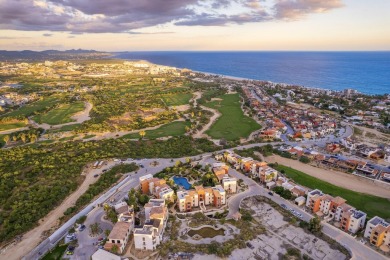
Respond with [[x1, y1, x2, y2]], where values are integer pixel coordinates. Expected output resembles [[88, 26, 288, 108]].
[[0, 127, 29, 135], [0, 161, 116, 260], [190, 92, 221, 139], [30, 101, 93, 130], [86, 119, 185, 141], [267, 155, 390, 199]]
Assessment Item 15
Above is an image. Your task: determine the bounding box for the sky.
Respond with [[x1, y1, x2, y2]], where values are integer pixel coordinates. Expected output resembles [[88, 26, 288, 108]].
[[0, 0, 389, 51]]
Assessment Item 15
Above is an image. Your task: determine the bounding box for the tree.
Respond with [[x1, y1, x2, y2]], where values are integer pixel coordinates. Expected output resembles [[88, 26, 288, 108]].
[[90, 222, 100, 236], [299, 156, 310, 164], [3, 135, 10, 145], [138, 194, 149, 206], [309, 216, 322, 233], [111, 244, 119, 254], [20, 133, 26, 143], [139, 130, 146, 139], [30, 134, 37, 143]]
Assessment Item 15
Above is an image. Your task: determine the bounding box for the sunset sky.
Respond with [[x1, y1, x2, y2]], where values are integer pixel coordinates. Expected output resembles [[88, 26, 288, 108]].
[[0, 0, 389, 51]]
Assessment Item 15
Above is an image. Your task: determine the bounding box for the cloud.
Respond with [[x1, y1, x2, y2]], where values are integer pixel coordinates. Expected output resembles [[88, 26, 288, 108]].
[[0, 0, 344, 33], [274, 0, 344, 20]]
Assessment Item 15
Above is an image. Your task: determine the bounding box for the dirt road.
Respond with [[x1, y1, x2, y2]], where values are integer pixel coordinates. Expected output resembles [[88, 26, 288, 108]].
[[0, 161, 116, 260], [191, 92, 221, 139], [267, 155, 390, 199]]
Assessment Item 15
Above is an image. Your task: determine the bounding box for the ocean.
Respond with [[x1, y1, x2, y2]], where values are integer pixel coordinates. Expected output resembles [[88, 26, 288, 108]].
[[116, 51, 390, 95]]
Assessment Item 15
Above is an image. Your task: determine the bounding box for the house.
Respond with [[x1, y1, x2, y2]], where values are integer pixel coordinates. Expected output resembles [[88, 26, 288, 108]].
[[295, 196, 306, 206], [339, 209, 366, 234], [291, 186, 306, 197], [114, 202, 135, 224], [104, 222, 133, 254], [306, 189, 323, 213], [258, 165, 278, 183], [364, 216, 390, 247], [92, 249, 121, 260], [221, 176, 237, 193], [266, 181, 276, 189]]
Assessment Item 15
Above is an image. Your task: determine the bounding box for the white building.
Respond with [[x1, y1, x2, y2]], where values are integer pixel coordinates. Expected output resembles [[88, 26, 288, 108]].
[[92, 249, 120, 260], [306, 189, 323, 207], [134, 220, 162, 251], [222, 176, 237, 193]]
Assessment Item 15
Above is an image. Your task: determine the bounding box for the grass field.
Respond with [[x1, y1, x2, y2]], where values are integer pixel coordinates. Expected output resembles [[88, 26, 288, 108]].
[[4, 96, 58, 118], [274, 164, 390, 219], [42, 244, 68, 260], [162, 93, 193, 106], [204, 94, 261, 140], [122, 121, 190, 139], [0, 121, 26, 131], [33, 102, 85, 125]]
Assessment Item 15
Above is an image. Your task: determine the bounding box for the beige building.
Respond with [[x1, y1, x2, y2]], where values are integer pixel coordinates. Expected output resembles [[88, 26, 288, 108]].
[[104, 222, 133, 254]]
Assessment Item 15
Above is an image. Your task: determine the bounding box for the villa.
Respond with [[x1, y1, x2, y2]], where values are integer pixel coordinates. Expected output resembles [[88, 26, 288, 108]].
[[364, 216, 390, 248]]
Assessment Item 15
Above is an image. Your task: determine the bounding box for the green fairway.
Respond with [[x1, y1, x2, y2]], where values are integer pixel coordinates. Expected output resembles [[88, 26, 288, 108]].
[[162, 92, 193, 106], [33, 102, 85, 125], [122, 121, 190, 139], [5, 96, 58, 118], [274, 164, 390, 219], [204, 94, 261, 140], [0, 121, 26, 131]]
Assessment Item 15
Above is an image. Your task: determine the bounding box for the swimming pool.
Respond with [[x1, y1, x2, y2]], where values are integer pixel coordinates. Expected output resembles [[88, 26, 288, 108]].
[[173, 176, 191, 190]]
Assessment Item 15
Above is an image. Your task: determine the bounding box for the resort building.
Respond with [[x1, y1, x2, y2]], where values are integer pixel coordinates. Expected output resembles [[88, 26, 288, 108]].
[[139, 175, 174, 202], [104, 222, 133, 254], [364, 216, 390, 247], [177, 190, 199, 212], [177, 185, 226, 212], [134, 200, 168, 251]]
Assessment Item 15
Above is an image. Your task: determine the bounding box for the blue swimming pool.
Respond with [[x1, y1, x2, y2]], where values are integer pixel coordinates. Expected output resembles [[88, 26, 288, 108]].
[[173, 176, 191, 190]]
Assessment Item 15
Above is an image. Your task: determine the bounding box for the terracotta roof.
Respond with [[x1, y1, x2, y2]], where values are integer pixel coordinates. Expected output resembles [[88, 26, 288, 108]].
[[108, 222, 131, 240]]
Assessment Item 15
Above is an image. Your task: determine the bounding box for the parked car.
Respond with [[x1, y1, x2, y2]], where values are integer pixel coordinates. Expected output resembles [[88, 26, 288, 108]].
[[268, 191, 273, 196], [281, 204, 287, 209], [93, 174, 98, 178], [246, 242, 254, 249], [79, 224, 86, 231], [66, 233, 75, 239]]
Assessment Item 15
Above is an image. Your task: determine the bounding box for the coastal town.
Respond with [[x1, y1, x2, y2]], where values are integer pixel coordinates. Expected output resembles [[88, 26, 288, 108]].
[[0, 58, 389, 260]]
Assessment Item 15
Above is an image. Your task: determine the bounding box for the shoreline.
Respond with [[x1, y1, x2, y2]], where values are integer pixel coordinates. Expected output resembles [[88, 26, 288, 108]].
[[116, 56, 387, 96]]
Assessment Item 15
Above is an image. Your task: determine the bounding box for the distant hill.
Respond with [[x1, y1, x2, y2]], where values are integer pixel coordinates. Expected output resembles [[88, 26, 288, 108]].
[[0, 49, 112, 61]]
